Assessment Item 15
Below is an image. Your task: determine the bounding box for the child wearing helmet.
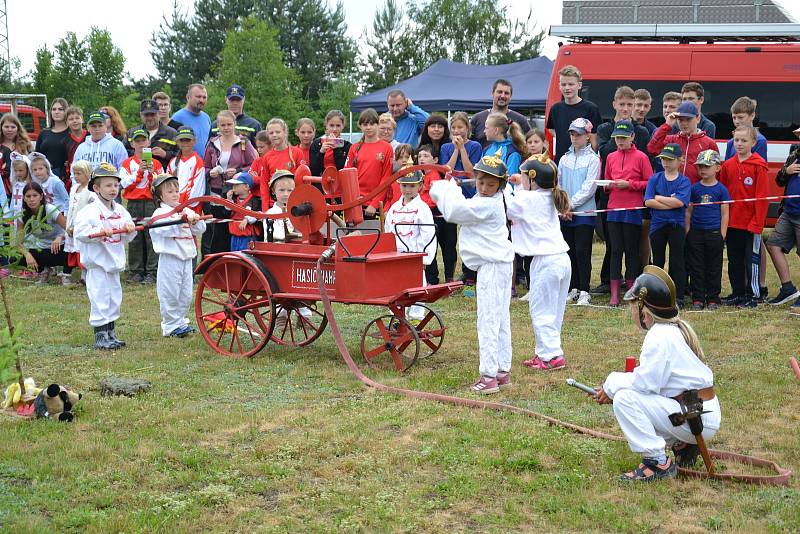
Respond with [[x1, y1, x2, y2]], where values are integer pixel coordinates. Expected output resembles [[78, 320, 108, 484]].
[[507, 154, 572, 371], [592, 265, 721, 482], [73, 162, 137, 350], [149, 173, 207, 338], [429, 151, 515, 394], [224, 171, 261, 251], [384, 168, 436, 321], [265, 169, 298, 242]]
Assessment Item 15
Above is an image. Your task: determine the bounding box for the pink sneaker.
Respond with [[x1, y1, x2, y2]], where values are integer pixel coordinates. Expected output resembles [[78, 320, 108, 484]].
[[0, 268, 8, 279], [522, 355, 566, 371], [471, 375, 500, 394], [15, 269, 38, 280], [496, 371, 512, 389]]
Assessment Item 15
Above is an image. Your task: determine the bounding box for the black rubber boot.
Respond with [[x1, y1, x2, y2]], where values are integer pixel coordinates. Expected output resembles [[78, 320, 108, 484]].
[[108, 321, 125, 348], [94, 325, 115, 350]]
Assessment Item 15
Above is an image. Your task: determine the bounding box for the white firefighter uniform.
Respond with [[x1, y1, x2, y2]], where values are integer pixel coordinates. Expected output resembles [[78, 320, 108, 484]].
[[74, 200, 136, 327], [265, 203, 312, 323], [430, 179, 514, 377], [506, 188, 571, 360], [266, 203, 297, 242], [603, 323, 721, 458], [149, 204, 207, 336], [167, 153, 207, 209], [385, 194, 436, 320]]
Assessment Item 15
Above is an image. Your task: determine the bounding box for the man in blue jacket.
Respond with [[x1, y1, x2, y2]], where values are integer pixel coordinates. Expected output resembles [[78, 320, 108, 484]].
[[387, 90, 428, 148]]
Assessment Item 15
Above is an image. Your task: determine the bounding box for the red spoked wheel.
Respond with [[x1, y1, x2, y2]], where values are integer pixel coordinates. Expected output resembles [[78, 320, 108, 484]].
[[410, 304, 446, 358], [270, 300, 328, 347], [195, 256, 275, 358], [360, 315, 420, 372]]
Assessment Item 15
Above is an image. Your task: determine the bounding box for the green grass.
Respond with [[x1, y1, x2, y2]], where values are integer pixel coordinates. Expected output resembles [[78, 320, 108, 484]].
[[1, 242, 799, 533]]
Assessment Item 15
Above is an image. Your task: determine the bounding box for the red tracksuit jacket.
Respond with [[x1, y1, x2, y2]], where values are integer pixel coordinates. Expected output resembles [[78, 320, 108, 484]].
[[719, 152, 769, 234]]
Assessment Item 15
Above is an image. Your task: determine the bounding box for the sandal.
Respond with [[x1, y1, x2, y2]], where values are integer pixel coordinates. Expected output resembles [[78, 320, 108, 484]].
[[672, 441, 700, 468], [620, 457, 677, 482]]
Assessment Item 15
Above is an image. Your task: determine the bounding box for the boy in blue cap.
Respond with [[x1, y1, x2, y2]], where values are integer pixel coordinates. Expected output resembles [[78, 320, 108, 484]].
[[225, 171, 261, 251]]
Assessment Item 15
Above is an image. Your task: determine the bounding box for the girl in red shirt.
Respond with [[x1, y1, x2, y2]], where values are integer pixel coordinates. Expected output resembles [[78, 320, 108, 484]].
[[294, 118, 315, 167], [259, 118, 304, 203], [346, 108, 394, 219]]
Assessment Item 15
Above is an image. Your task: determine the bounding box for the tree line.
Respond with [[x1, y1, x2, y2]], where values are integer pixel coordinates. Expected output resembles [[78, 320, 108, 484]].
[[0, 0, 543, 136]]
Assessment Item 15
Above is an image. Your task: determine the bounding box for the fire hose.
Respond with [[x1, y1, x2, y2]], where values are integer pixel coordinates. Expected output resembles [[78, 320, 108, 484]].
[[314, 252, 792, 485]]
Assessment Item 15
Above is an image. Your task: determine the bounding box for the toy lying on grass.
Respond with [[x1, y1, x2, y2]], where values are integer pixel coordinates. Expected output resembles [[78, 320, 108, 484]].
[[3, 379, 81, 421]]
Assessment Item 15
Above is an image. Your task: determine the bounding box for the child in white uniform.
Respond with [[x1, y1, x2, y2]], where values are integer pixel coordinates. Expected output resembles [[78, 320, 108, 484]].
[[74, 162, 137, 350], [385, 169, 436, 320], [507, 155, 572, 371], [64, 160, 95, 285], [149, 173, 207, 337], [594, 265, 721, 481], [265, 170, 299, 242], [430, 151, 514, 394]]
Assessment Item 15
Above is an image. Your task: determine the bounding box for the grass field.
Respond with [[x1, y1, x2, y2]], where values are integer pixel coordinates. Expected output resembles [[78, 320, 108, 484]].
[[1, 243, 799, 533]]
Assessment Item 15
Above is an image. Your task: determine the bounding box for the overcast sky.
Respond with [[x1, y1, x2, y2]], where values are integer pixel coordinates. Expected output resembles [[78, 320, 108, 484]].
[[8, 0, 799, 81]]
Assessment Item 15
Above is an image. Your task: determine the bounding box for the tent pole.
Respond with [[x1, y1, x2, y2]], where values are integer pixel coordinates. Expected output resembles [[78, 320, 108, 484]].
[[349, 112, 353, 139]]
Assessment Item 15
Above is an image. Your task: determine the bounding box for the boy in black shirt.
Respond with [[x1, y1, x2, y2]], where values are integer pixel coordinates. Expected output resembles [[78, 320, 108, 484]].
[[546, 65, 602, 163]]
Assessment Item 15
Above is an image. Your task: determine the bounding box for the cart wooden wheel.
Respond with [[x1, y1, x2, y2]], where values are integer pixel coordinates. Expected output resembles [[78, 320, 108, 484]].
[[360, 315, 420, 372], [271, 300, 328, 347], [195, 256, 275, 358], [408, 304, 445, 357]]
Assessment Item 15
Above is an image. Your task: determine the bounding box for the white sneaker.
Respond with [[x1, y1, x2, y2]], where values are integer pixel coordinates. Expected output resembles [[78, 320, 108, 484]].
[[576, 291, 592, 306], [566, 288, 579, 303]]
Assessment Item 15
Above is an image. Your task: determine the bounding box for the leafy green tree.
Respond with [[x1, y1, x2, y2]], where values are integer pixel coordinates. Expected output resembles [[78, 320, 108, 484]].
[[211, 17, 303, 127], [30, 28, 127, 113], [408, 0, 543, 67], [359, 0, 415, 92], [150, 1, 205, 99], [254, 0, 356, 103], [359, 0, 545, 90], [31, 47, 55, 97], [86, 27, 126, 105], [150, 0, 356, 106], [52, 32, 89, 104]]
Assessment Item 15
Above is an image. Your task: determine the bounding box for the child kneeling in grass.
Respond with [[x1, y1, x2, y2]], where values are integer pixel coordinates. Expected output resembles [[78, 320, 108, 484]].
[[593, 265, 720, 482]]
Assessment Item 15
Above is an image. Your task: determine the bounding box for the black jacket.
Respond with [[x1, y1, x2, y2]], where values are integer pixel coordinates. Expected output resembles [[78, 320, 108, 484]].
[[308, 136, 352, 176], [124, 122, 178, 168], [776, 143, 800, 188]]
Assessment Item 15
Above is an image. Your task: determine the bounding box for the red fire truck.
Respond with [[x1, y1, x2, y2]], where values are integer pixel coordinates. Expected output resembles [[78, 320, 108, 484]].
[[546, 23, 800, 224]]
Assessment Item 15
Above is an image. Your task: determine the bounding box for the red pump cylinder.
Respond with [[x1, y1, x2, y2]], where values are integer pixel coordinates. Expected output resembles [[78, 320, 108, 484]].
[[338, 167, 363, 226]]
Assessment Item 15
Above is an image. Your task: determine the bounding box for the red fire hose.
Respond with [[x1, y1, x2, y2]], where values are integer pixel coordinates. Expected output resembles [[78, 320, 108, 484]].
[[314, 255, 791, 485], [791, 357, 800, 380]]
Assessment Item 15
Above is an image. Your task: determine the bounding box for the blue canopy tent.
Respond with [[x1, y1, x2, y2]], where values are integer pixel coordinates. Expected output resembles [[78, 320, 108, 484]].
[[350, 56, 554, 113]]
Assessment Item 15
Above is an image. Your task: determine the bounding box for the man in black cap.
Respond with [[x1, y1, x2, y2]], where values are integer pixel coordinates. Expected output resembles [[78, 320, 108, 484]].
[[125, 99, 178, 168], [210, 85, 262, 144]]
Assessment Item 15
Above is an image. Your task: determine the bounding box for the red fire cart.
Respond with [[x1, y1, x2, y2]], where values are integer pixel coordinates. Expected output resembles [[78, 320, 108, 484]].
[[194, 164, 461, 372]]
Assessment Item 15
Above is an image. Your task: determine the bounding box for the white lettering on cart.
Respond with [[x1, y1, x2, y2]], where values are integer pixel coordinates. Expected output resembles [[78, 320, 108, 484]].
[[291, 261, 336, 289]]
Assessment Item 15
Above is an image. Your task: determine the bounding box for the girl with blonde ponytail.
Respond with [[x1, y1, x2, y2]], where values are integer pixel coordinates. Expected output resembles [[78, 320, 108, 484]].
[[482, 112, 523, 176], [593, 265, 720, 482], [506, 154, 572, 371]]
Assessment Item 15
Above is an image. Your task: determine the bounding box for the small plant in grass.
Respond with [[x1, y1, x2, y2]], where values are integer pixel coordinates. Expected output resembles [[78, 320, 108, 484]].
[[0, 210, 50, 391]]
